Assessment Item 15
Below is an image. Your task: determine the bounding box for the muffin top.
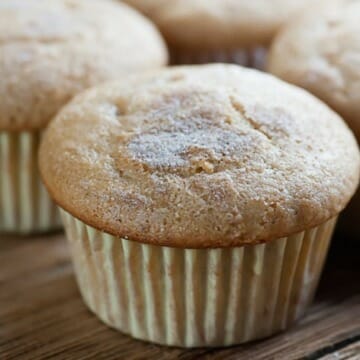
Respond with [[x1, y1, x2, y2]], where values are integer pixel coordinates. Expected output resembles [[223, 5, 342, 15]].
[[268, 1, 360, 138], [0, 0, 167, 132], [121, 0, 311, 50], [39, 64, 360, 248]]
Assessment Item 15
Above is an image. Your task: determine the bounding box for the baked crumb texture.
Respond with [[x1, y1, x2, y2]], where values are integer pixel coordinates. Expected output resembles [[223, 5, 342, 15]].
[[268, 0, 360, 139], [40, 64, 360, 248], [0, 0, 167, 233], [0, 0, 168, 131], [122, 0, 311, 66]]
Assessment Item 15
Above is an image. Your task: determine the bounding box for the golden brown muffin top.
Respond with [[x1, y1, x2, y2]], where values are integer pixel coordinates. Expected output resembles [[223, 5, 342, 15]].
[[268, 0, 360, 139], [121, 0, 311, 50], [0, 0, 167, 132], [40, 64, 360, 248]]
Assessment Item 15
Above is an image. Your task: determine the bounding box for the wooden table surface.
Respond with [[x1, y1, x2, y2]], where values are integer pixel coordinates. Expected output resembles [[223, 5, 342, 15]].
[[1, 220, 359, 360]]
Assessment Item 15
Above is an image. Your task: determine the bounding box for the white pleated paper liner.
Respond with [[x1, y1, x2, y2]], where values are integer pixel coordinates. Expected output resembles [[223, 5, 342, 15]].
[[170, 47, 267, 69], [61, 209, 336, 347], [0, 132, 62, 234]]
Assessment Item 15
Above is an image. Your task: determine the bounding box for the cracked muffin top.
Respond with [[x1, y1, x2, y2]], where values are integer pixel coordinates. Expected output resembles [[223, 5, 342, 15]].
[[0, 0, 167, 132], [39, 64, 360, 248], [268, 0, 360, 139]]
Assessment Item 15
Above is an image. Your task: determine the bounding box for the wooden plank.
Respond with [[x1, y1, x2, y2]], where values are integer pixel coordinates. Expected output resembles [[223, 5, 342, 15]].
[[0, 233, 359, 360], [319, 341, 360, 360]]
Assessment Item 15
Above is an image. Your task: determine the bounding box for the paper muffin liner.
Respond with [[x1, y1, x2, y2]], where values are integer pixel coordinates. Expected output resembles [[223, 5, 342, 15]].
[[0, 131, 62, 234], [170, 46, 267, 69], [61, 209, 336, 347]]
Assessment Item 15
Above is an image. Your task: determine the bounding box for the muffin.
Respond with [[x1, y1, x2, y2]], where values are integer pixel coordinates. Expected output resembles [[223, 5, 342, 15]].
[[121, 0, 311, 67], [268, 0, 360, 140], [0, 0, 167, 234], [267, 0, 360, 241], [39, 64, 359, 347]]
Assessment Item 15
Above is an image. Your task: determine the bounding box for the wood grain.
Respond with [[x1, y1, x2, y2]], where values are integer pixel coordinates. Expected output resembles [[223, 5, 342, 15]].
[[319, 341, 360, 360], [0, 229, 359, 360]]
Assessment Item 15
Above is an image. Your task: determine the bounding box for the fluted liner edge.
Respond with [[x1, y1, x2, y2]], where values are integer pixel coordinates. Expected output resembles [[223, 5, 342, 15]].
[[0, 132, 62, 234], [170, 47, 267, 69], [61, 210, 336, 347]]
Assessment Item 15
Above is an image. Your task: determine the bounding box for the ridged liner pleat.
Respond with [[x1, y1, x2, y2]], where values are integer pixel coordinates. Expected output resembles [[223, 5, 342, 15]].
[[170, 47, 267, 69], [0, 132, 61, 234], [61, 210, 337, 347]]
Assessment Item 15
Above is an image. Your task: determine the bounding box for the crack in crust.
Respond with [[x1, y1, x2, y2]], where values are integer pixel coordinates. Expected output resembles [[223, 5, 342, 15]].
[[229, 95, 273, 141]]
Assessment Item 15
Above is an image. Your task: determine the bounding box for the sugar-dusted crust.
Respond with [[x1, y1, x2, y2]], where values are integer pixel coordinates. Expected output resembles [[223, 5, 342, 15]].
[[0, 0, 167, 131], [121, 0, 312, 50], [39, 64, 360, 248], [268, 0, 360, 139]]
